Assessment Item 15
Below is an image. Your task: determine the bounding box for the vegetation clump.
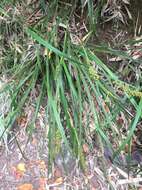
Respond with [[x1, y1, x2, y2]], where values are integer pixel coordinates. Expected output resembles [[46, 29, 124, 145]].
[[0, 0, 142, 178]]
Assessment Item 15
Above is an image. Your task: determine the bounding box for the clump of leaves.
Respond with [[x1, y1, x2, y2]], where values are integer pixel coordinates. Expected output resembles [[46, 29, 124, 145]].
[[0, 0, 141, 170]]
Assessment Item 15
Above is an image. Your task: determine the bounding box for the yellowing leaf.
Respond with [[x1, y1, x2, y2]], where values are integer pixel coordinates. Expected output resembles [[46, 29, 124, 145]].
[[17, 183, 33, 190], [54, 177, 63, 185], [17, 163, 26, 173]]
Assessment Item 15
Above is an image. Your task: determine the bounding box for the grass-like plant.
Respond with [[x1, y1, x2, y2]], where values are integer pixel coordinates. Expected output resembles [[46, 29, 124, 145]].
[[0, 0, 142, 169]]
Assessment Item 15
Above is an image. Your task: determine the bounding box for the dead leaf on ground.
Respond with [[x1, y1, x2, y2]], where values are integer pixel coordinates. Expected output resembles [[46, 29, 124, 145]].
[[17, 183, 33, 190], [102, 101, 110, 113], [32, 137, 37, 145], [90, 176, 100, 189], [83, 143, 89, 154], [17, 163, 26, 173], [39, 177, 47, 189], [12, 164, 26, 179], [38, 160, 47, 170], [16, 163, 26, 178], [54, 177, 63, 185], [17, 116, 27, 126], [54, 167, 62, 178]]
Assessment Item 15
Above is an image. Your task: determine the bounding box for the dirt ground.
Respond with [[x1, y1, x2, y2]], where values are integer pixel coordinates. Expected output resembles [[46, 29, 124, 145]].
[[0, 105, 142, 190]]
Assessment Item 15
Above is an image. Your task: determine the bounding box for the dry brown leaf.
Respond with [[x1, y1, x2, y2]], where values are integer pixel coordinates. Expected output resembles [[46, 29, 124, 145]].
[[32, 137, 37, 145], [102, 101, 110, 113], [39, 177, 47, 188], [17, 183, 33, 190], [116, 117, 124, 125], [17, 116, 27, 127], [54, 177, 63, 185], [54, 167, 62, 178], [90, 176, 100, 189], [83, 143, 89, 154], [38, 177, 47, 190], [38, 160, 46, 170]]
